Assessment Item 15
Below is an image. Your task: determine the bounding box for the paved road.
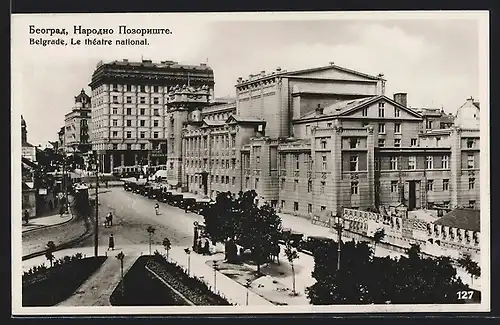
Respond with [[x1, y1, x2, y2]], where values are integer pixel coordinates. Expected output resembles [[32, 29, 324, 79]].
[[74, 188, 204, 252], [22, 210, 88, 257]]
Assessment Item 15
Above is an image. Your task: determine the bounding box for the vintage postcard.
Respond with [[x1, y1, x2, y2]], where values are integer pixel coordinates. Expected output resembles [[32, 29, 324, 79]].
[[11, 11, 490, 315]]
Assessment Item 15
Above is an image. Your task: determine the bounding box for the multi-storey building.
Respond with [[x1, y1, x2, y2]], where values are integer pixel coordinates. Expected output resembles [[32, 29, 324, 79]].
[[21, 115, 37, 162], [88, 59, 214, 173], [174, 62, 480, 218], [57, 126, 65, 153], [63, 89, 92, 153]]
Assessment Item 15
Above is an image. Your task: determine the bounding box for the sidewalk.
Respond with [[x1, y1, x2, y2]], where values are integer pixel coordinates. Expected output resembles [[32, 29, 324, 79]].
[[168, 246, 273, 306], [22, 212, 73, 233], [23, 243, 272, 306], [278, 212, 352, 242], [58, 254, 138, 306]]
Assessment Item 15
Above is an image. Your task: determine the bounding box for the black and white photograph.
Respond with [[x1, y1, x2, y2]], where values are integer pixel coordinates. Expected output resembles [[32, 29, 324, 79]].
[[11, 11, 490, 315]]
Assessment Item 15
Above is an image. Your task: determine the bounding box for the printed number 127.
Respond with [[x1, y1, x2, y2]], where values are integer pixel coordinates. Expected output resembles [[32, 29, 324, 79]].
[[457, 290, 474, 300]]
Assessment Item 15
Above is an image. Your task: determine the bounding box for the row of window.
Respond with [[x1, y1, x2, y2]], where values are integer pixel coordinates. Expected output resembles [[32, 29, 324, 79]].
[[111, 119, 163, 127], [111, 95, 164, 105], [108, 84, 162, 93], [373, 155, 453, 171], [280, 154, 313, 170], [185, 134, 237, 150], [110, 107, 162, 116], [109, 131, 161, 139], [282, 201, 325, 213], [185, 158, 237, 170]]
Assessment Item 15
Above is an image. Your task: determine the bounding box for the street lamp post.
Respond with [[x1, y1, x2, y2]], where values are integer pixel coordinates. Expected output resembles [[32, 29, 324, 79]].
[[94, 157, 100, 257], [62, 153, 68, 213], [332, 212, 346, 271], [116, 251, 125, 296], [184, 248, 191, 276], [193, 221, 199, 252], [244, 279, 252, 305], [212, 260, 219, 292]]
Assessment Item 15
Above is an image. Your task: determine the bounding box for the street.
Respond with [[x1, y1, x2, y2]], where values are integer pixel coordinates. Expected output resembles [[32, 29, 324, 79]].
[[75, 187, 204, 251], [21, 186, 481, 306]]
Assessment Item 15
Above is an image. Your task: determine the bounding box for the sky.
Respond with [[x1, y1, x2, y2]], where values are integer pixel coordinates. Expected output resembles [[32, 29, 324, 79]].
[[12, 12, 486, 146]]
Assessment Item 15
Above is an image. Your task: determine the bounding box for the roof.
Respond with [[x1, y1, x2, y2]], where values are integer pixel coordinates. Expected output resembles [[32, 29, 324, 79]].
[[285, 63, 383, 81], [202, 119, 226, 127], [297, 95, 422, 120], [227, 115, 265, 124], [433, 208, 480, 232], [108, 59, 213, 71], [22, 157, 38, 169]]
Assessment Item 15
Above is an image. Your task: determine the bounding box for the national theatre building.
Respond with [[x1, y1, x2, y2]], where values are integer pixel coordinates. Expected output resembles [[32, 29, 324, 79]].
[[89, 60, 480, 217]]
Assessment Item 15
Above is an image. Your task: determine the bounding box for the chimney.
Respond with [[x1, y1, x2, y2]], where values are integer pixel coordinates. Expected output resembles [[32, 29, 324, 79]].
[[329, 62, 335, 66], [261, 70, 266, 76], [276, 67, 282, 72], [393, 93, 408, 107], [123, 59, 128, 62], [315, 103, 324, 115]]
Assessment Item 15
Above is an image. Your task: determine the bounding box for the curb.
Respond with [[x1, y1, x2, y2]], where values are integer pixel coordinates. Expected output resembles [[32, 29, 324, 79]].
[[22, 206, 94, 261], [22, 211, 75, 235]]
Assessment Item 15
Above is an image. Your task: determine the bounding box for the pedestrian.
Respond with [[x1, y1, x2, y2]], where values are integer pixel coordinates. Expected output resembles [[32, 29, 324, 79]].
[[108, 233, 115, 250], [108, 212, 113, 227], [23, 209, 29, 225]]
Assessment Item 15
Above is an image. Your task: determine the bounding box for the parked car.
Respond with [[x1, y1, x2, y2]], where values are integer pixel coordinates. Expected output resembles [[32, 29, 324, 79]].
[[169, 194, 183, 207], [300, 235, 335, 254]]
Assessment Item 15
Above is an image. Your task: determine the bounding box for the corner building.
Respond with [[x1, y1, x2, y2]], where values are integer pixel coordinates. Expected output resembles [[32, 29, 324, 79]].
[[88, 59, 215, 173], [63, 89, 92, 153], [178, 63, 480, 218]]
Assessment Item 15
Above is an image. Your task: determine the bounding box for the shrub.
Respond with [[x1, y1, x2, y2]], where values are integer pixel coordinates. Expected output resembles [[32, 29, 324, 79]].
[[146, 252, 232, 305], [110, 257, 190, 306], [22, 256, 107, 306]]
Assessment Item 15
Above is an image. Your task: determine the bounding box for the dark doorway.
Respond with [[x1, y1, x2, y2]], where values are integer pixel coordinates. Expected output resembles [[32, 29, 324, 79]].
[[408, 181, 416, 211]]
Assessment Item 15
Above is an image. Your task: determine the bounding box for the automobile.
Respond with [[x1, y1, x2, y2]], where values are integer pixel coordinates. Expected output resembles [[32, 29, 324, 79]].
[[180, 198, 197, 212], [300, 235, 335, 254], [169, 194, 183, 207], [280, 228, 304, 249], [158, 191, 172, 203]]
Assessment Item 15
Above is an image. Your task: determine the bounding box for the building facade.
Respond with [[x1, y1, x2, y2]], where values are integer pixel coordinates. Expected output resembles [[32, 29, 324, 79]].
[[64, 89, 92, 153], [88, 59, 215, 173], [21, 115, 37, 162], [174, 63, 480, 217]]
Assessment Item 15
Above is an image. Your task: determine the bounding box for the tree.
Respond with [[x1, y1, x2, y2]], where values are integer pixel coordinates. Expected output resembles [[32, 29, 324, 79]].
[[372, 228, 386, 256], [146, 226, 156, 255], [458, 253, 481, 285], [284, 240, 299, 296], [45, 241, 56, 267], [162, 237, 171, 260], [236, 191, 282, 274], [202, 191, 238, 244], [307, 240, 470, 305]]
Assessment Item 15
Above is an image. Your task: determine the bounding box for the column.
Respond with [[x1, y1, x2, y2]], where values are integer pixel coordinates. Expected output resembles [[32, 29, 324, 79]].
[[110, 153, 114, 172], [101, 154, 105, 172], [331, 126, 342, 215], [449, 127, 461, 208], [366, 126, 375, 209], [134, 153, 138, 166], [121, 153, 125, 167]]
